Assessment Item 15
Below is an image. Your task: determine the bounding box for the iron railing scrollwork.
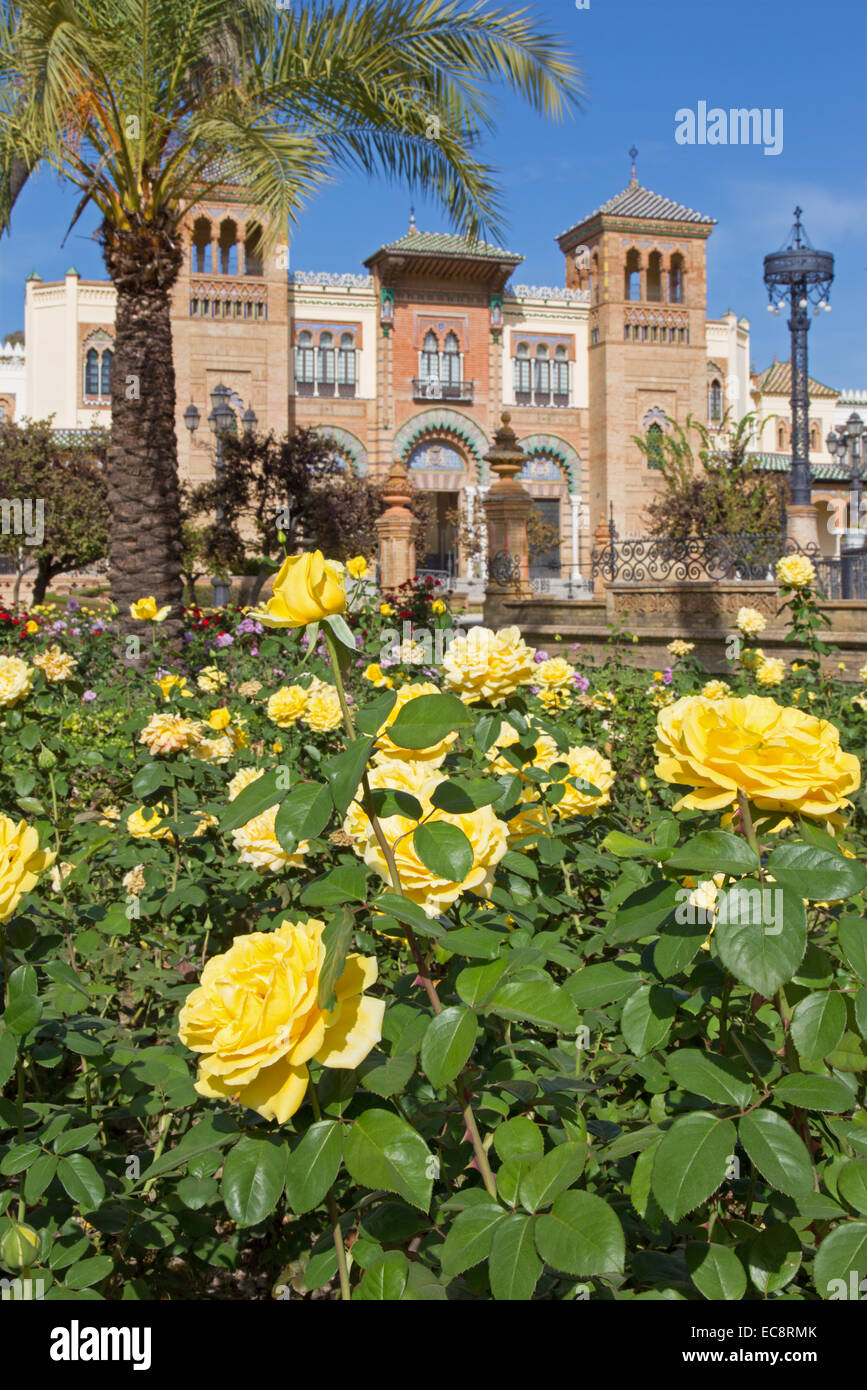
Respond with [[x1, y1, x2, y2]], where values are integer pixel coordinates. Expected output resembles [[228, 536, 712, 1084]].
[[590, 532, 825, 587]]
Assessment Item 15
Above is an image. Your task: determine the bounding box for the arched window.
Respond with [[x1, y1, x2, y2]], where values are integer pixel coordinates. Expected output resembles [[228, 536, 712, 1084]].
[[534, 343, 550, 400], [218, 219, 238, 275], [442, 331, 460, 387], [647, 251, 663, 302], [624, 248, 641, 302], [514, 342, 531, 401], [84, 348, 99, 396], [100, 349, 113, 397], [421, 330, 439, 382], [708, 378, 723, 422], [295, 330, 315, 394], [777, 421, 787, 450], [553, 345, 569, 403], [669, 254, 684, 304], [317, 331, 335, 394], [809, 422, 821, 452], [192, 216, 211, 273], [244, 224, 264, 277], [647, 422, 665, 469], [338, 332, 356, 395]]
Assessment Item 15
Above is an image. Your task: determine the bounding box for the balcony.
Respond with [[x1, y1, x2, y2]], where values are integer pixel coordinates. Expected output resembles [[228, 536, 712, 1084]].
[[413, 378, 474, 403]]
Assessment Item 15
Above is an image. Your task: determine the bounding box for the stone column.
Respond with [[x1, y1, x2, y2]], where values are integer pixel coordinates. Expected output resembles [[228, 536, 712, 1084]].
[[569, 492, 582, 585], [478, 484, 489, 582], [483, 413, 532, 610], [787, 503, 821, 553], [376, 458, 416, 591], [464, 486, 476, 579]]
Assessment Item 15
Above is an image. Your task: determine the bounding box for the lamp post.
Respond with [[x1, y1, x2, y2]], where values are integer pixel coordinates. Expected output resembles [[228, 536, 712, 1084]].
[[763, 208, 834, 549], [183, 386, 257, 607]]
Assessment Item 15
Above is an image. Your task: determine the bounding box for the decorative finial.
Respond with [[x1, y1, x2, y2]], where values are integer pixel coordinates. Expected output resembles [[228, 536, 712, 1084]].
[[408, 206, 417, 233], [629, 146, 638, 181]]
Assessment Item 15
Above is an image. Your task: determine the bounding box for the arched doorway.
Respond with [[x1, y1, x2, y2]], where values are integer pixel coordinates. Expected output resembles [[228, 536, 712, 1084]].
[[407, 438, 465, 576]]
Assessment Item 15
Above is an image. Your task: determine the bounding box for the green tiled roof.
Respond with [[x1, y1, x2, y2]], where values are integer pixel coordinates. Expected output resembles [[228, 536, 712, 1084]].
[[750, 451, 850, 481], [372, 230, 522, 261], [755, 359, 838, 398]]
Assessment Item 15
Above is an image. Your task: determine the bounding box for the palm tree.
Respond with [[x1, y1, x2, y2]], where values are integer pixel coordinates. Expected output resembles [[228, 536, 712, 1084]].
[[0, 0, 581, 631]]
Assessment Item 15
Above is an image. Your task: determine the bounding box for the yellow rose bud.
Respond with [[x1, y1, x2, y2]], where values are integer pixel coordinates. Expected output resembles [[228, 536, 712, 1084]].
[[130, 596, 171, 622], [250, 551, 346, 629], [0, 1222, 41, 1270], [346, 555, 369, 579], [208, 707, 232, 730]]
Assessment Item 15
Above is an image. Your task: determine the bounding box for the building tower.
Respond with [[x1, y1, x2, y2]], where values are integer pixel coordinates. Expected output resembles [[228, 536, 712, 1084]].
[[557, 152, 716, 537]]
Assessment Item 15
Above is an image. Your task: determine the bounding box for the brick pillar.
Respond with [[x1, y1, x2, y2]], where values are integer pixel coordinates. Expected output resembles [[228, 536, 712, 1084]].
[[592, 517, 612, 597], [376, 458, 416, 591], [483, 412, 532, 603]]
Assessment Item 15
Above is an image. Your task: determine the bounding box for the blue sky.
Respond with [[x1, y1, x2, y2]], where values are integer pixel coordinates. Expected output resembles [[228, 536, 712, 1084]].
[[1, 0, 865, 387]]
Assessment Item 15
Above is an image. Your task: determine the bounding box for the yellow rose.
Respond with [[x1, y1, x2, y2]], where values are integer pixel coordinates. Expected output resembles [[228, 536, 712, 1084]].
[[442, 625, 536, 705], [379, 603, 394, 617], [232, 807, 308, 871], [655, 694, 861, 818], [155, 672, 193, 700], [250, 551, 346, 629], [227, 766, 264, 801], [32, 645, 77, 682], [178, 919, 384, 1123], [127, 804, 172, 840], [122, 864, 146, 896], [347, 766, 508, 917], [238, 679, 263, 698], [197, 665, 228, 694], [535, 657, 575, 690], [668, 640, 694, 658], [485, 722, 558, 777], [756, 657, 785, 687], [303, 688, 343, 733], [139, 712, 204, 756], [700, 679, 731, 700], [372, 682, 458, 767], [24, 620, 39, 635], [130, 596, 171, 622], [0, 815, 56, 921], [266, 685, 308, 728], [208, 707, 232, 731], [191, 734, 235, 764], [539, 743, 615, 818], [363, 663, 393, 690], [860, 663, 867, 684], [346, 555, 369, 579], [0, 655, 33, 707], [538, 687, 571, 712], [735, 606, 767, 637], [776, 554, 816, 590]]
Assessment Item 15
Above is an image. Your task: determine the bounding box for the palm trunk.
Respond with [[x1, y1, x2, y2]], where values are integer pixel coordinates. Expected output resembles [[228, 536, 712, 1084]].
[[102, 219, 184, 643]]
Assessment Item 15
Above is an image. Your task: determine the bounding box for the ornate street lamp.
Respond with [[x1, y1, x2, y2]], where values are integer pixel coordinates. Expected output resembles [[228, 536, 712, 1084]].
[[826, 412, 865, 542], [184, 386, 257, 607], [763, 209, 834, 523]]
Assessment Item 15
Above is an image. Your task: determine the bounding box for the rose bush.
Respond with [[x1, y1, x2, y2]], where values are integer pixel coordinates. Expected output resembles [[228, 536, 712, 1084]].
[[0, 576, 865, 1303]]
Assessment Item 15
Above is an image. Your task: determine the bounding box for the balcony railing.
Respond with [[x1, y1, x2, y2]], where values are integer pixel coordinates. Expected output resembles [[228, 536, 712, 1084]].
[[413, 378, 474, 403]]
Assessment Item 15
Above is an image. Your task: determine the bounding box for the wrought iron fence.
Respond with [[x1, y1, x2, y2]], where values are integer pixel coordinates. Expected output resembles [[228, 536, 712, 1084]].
[[814, 549, 867, 600], [591, 532, 820, 587]]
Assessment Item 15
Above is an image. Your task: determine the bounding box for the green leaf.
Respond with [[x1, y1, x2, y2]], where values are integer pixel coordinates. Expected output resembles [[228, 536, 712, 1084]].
[[421, 1006, 476, 1089], [747, 1223, 802, 1294], [355, 689, 397, 735], [790, 991, 847, 1061], [356, 1250, 409, 1301], [766, 843, 867, 901], [666, 1050, 755, 1109], [220, 1135, 286, 1228], [317, 907, 355, 1011], [827, 1031, 867, 1073], [534, 1191, 625, 1278], [64, 1255, 114, 1291], [373, 891, 444, 939], [323, 737, 376, 815], [610, 880, 680, 945], [440, 1203, 507, 1276], [58, 1153, 105, 1212], [3, 993, 42, 1035], [0, 1028, 17, 1087], [714, 880, 806, 996], [654, 911, 710, 979], [135, 1117, 239, 1185], [430, 778, 502, 814], [487, 979, 579, 1033], [274, 780, 332, 850], [456, 959, 509, 1009], [322, 611, 359, 652], [370, 787, 424, 821], [219, 768, 283, 833], [664, 830, 759, 877], [54, 1124, 100, 1155], [620, 985, 677, 1057], [837, 1160, 867, 1215], [131, 762, 172, 799], [738, 1109, 814, 1198], [774, 1073, 853, 1112], [302, 862, 368, 908], [519, 1142, 587, 1212], [651, 1113, 737, 1222], [838, 916, 867, 981], [413, 822, 474, 883], [23, 1152, 58, 1204], [489, 1214, 542, 1301], [343, 1109, 433, 1211], [563, 961, 641, 1009], [493, 1117, 544, 1164], [813, 1222, 867, 1299], [499, 850, 539, 880], [600, 831, 656, 859], [387, 693, 474, 749], [686, 1242, 747, 1301]]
